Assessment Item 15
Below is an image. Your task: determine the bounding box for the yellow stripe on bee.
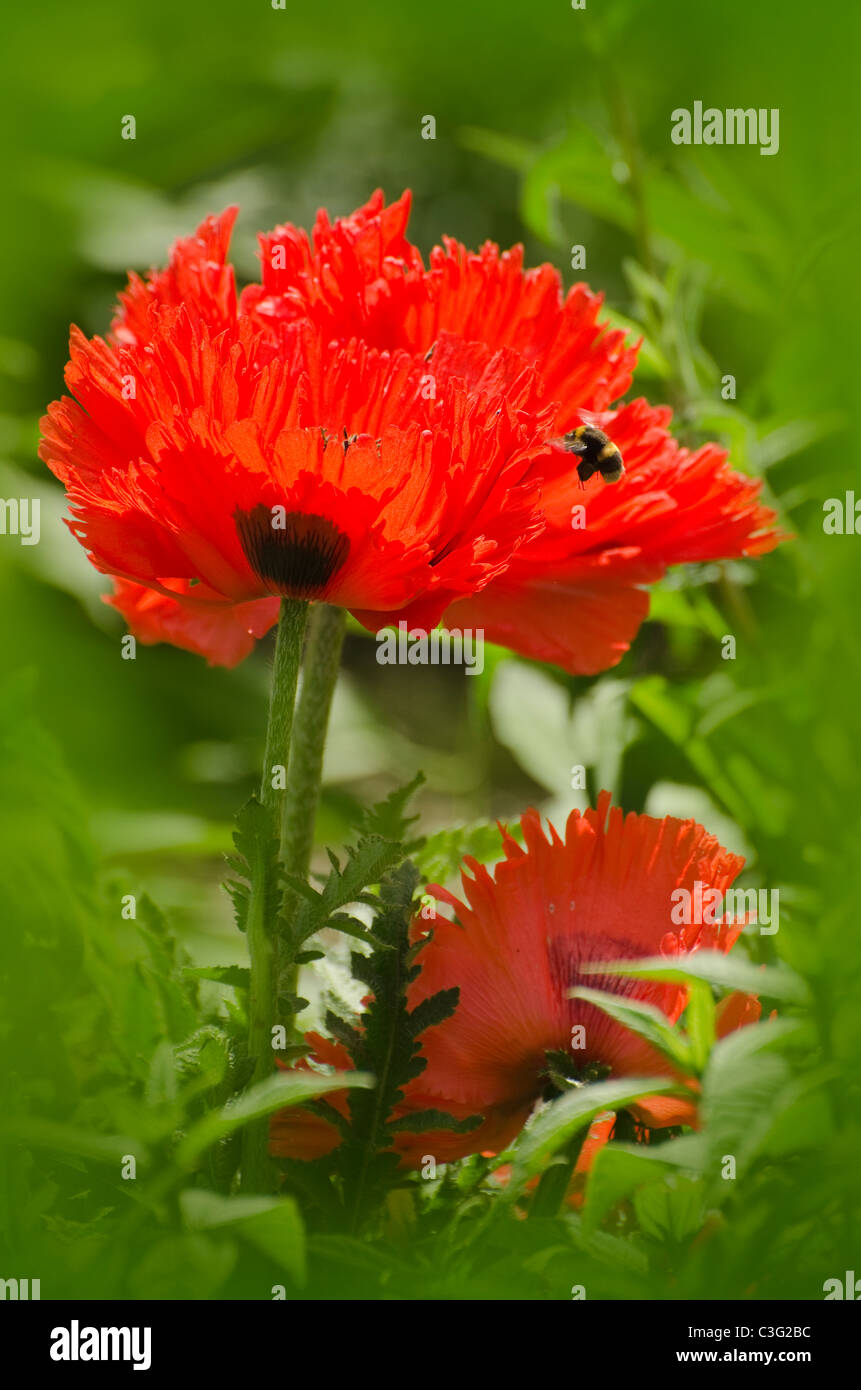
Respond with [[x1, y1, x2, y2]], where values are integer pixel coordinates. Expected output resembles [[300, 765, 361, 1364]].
[[599, 442, 618, 460]]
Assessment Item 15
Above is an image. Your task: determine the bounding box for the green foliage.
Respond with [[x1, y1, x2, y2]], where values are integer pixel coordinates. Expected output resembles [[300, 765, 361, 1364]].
[[585, 952, 810, 1006], [225, 797, 281, 937], [308, 862, 479, 1229], [284, 839, 405, 949], [351, 771, 425, 846], [184, 965, 251, 991], [583, 1144, 680, 1236], [175, 1070, 374, 1171], [277, 775, 431, 985], [570, 985, 696, 1072], [180, 1189, 306, 1285], [492, 1078, 683, 1198], [414, 820, 515, 883]]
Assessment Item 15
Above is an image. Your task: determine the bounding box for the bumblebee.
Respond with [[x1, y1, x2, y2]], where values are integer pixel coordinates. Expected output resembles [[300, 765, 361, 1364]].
[[560, 424, 624, 485]]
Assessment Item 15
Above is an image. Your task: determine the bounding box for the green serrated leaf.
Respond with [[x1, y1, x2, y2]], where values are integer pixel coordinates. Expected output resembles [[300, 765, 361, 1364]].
[[280, 874, 323, 905], [324, 1010, 363, 1054], [317, 861, 469, 1226], [225, 796, 281, 936], [353, 772, 425, 843], [407, 987, 460, 1038], [327, 913, 390, 949], [290, 835, 406, 946]]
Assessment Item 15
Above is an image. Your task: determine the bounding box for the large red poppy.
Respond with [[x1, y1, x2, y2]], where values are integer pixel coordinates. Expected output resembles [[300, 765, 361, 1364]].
[[40, 194, 781, 669], [40, 306, 556, 634], [270, 793, 760, 1167]]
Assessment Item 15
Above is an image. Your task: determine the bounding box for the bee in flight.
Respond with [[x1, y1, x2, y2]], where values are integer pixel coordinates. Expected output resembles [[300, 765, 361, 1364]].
[[557, 424, 624, 486]]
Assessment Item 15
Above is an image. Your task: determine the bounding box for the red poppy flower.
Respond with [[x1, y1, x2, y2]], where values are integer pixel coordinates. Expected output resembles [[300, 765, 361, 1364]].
[[40, 224, 558, 645], [410, 792, 760, 1134], [270, 793, 760, 1166], [240, 191, 636, 408], [40, 194, 782, 668]]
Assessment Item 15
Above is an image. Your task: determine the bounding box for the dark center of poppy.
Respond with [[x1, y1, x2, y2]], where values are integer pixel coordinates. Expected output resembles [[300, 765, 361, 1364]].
[[541, 1049, 611, 1101], [234, 505, 350, 598]]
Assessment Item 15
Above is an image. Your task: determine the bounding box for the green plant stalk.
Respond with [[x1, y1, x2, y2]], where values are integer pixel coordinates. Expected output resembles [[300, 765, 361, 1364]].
[[241, 596, 308, 1193], [278, 604, 346, 1009], [241, 862, 276, 1193], [260, 598, 311, 817], [281, 603, 347, 876]]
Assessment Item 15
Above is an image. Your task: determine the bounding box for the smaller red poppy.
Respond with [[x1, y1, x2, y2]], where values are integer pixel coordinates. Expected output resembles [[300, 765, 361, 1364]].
[[270, 794, 761, 1166]]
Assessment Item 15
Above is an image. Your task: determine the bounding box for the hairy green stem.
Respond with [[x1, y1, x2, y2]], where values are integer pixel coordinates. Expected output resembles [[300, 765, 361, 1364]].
[[261, 598, 311, 816], [278, 604, 347, 1015], [281, 604, 347, 875], [241, 597, 308, 1193]]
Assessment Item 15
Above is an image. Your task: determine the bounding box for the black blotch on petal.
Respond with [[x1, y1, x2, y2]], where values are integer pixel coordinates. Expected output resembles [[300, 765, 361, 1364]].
[[235, 505, 350, 597]]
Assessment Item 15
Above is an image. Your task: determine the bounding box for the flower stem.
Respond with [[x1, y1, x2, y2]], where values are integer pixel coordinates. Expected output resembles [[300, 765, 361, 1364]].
[[261, 598, 311, 815], [281, 603, 347, 877], [241, 596, 308, 1193], [278, 604, 347, 1012]]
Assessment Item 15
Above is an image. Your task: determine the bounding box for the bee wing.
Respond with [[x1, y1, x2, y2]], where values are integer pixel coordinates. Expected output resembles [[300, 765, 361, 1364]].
[[550, 433, 588, 456]]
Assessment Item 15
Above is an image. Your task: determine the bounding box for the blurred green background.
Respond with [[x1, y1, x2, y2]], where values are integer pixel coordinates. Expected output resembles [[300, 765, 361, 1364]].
[[1, 0, 860, 1299]]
